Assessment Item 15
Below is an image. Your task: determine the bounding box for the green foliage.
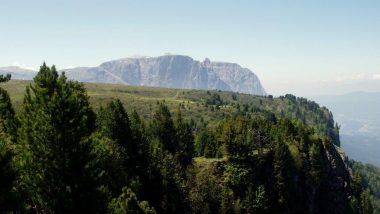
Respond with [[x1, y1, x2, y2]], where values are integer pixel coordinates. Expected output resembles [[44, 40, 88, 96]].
[[349, 160, 380, 214], [0, 134, 19, 212], [242, 185, 269, 213], [97, 99, 148, 180], [361, 190, 374, 214], [308, 142, 324, 185], [3, 80, 341, 147], [150, 103, 177, 153], [0, 74, 17, 139], [87, 133, 127, 196], [205, 92, 224, 106], [174, 107, 194, 170], [188, 159, 223, 213], [17, 64, 105, 213], [274, 141, 293, 209], [0, 88, 17, 137], [0, 74, 21, 212], [0, 68, 370, 213], [0, 74, 11, 83], [97, 99, 132, 149], [194, 130, 222, 158], [108, 187, 156, 214]]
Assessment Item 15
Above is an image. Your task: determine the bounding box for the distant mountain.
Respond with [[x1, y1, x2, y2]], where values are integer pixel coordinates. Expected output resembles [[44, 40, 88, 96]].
[[0, 66, 37, 80], [0, 56, 266, 95], [313, 92, 380, 166], [64, 55, 267, 95]]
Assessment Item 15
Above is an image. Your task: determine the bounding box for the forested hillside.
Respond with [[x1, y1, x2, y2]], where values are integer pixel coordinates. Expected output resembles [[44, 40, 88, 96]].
[[3, 79, 340, 147], [0, 64, 372, 213], [349, 160, 380, 214]]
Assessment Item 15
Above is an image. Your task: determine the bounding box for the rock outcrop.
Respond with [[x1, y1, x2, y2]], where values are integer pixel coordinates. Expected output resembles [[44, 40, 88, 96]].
[[64, 55, 267, 96]]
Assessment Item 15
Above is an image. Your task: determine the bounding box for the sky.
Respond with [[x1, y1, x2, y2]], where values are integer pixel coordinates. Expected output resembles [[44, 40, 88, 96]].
[[1, 0, 380, 96]]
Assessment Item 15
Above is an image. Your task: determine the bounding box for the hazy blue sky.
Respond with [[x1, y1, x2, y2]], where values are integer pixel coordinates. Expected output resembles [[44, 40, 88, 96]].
[[1, 0, 380, 96]]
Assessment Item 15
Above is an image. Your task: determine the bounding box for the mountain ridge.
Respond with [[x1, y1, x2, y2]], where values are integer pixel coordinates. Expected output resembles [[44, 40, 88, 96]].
[[0, 55, 267, 96]]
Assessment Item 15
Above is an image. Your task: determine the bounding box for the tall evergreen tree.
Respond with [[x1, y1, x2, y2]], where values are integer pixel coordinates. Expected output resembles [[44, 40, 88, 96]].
[[97, 100, 151, 194], [174, 107, 194, 170], [273, 140, 292, 212], [129, 109, 150, 184], [97, 100, 136, 173], [17, 63, 104, 213], [0, 74, 18, 138], [0, 74, 20, 212], [150, 103, 177, 153], [97, 99, 132, 148], [0, 119, 19, 212]]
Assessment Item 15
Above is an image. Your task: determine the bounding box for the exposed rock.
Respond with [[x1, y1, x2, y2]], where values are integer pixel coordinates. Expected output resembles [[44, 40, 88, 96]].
[[64, 55, 267, 96]]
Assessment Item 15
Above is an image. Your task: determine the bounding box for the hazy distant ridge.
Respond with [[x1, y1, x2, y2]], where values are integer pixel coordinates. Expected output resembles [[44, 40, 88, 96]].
[[0, 66, 37, 80], [0, 55, 267, 95]]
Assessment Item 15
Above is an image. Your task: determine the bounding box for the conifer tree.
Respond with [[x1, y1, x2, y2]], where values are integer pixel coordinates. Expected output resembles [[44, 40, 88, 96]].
[[150, 103, 177, 153], [128, 109, 152, 201], [0, 74, 18, 138], [0, 118, 19, 212], [97, 99, 132, 148], [274, 141, 292, 211], [18, 63, 104, 213], [0, 74, 20, 212], [174, 107, 194, 170], [97, 100, 151, 190]]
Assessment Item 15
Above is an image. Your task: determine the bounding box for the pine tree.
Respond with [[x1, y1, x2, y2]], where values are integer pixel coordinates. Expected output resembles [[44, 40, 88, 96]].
[[18, 63, 104, 213], [0, 74, 20, 212], [97, 100, 136, 173], [97, 100, 151, 191], [0, 120, 19, 212], [97, 99, 132, 148], [150, 103, 177, 153], [0, 74, 18, 138], [129, 110, 151, 201], [274, 141, 292, 211], [308, 142, 324, 186], [129, 109, 150, 171], [174, 107, 194, 170]]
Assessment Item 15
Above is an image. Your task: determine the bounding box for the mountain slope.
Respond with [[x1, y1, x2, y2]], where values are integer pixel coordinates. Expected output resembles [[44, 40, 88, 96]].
[[2, 79, 367, 213], [0, 56, 267, 96], [0, 66, 36, 80], [63, 55, 267, 95]]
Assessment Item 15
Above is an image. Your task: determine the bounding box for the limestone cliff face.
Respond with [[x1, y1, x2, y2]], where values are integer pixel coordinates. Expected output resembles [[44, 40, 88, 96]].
[[207, 61, 266, 95], [64, 55, 267, 96]]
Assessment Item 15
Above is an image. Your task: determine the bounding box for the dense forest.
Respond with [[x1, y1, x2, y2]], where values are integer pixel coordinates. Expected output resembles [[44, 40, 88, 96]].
[[349, 160, 380, 214], [0, 64, 374, 213]]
